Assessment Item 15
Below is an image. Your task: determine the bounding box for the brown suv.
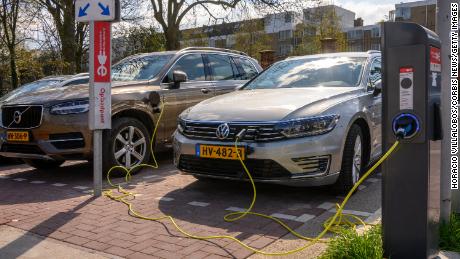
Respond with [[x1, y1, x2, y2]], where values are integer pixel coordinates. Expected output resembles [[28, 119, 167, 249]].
[[0, 47, 262, 170]]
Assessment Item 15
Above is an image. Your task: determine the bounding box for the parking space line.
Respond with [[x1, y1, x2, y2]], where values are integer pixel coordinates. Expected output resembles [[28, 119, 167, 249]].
[[295, 214, 315, 223], [52, 183, 67, 187], [317, 202, 335, 210], [328, 209, 372, 217], [73, 186, 90, 190], [30, 181, 46, 184], [270, 213, 298, 221], [156, 197, 174, 202], [225, 207, 246, 212], [188, 201, 210, 207], [13, 178, 27, 182]]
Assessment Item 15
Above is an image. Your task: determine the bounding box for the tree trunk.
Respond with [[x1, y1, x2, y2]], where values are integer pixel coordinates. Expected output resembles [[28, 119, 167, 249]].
[[165, 25, 181, 50], [59, 4, 77, 74], [9, 47, 18, 89]]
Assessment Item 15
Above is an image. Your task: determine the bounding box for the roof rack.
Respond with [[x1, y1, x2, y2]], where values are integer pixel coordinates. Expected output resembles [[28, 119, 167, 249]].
[[179, 47, 248, 56]]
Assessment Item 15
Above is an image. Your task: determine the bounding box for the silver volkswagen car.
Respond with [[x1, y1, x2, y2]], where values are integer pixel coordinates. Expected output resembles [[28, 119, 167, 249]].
[[173, 51, 382, 192]]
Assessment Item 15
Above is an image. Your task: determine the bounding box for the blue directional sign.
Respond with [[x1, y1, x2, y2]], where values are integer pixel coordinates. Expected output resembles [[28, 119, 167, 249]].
[[75, 0, 115, 22]]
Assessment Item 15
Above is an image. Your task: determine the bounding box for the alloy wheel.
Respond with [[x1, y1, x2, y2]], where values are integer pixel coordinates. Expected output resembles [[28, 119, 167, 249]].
[[352, 135, 362, 185], [113, 125, 147, 168]]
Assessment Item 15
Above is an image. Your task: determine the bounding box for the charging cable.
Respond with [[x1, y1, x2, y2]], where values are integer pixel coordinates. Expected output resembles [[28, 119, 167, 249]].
[[103, 109, 400, 256]]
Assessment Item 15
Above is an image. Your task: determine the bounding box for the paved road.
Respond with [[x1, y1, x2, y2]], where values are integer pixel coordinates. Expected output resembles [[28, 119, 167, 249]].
[[0, 155, 382, 259]]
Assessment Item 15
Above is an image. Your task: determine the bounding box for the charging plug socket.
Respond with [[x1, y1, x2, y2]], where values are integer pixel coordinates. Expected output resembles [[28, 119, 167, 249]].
[[392, 113, 420, 139]]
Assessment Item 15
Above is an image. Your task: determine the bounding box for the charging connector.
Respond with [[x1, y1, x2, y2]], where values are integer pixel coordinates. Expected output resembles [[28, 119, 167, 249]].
[[392, 113, 420, 140]]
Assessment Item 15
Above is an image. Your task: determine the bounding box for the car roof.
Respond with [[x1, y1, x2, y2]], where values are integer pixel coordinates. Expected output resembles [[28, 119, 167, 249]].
[[287, 51, 380, 61]]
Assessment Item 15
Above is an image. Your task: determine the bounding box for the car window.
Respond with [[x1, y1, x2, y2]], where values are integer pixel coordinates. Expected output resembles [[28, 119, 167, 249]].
[[244, 56, 366, 89], [369, 59, 382, 86], [112, 54, 173, 82], [236, 58, 258, 80], [64, 78, 89, 86], [208, 54, 235, 81], [165, 54, 206, 82]]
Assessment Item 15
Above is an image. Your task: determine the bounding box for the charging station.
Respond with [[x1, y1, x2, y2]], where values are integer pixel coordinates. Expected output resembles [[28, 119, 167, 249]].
[[382, 22, 442, 258]]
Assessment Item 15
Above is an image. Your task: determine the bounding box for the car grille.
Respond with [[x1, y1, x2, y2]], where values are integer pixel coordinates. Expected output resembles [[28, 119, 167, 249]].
[[1, 105, 43, 129], [179, 155, 292, 179], [292, 155, 330, 175], [180, 121, 285, 142], [0, 143, 45, 155]]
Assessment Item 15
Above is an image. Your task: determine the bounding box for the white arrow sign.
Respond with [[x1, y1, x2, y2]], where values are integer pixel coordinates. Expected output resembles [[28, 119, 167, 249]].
[[75, 0, 116, 22]]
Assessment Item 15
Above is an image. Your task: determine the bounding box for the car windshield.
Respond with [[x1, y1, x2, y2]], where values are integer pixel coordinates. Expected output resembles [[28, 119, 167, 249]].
[[244, 56, 366, 89], [112, 54, 173, 82]]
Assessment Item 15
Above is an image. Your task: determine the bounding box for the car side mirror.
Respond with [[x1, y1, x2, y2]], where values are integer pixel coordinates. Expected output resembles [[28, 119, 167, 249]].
[[171, 70, 187, 89], [373, 80, 382, 96]]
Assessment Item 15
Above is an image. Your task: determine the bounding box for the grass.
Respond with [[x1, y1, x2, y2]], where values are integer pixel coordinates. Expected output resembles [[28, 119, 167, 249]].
[[319, 225, 384, 259], [439, 213, 460, 253]]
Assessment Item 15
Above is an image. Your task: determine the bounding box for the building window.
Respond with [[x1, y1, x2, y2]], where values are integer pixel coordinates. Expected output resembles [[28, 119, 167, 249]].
[[279, 44, 293, 56], [285, 12, 292, 23], [395, 7, 411, 20], [347, 30, 363, 40], [279, 30, 293, 40], [371, 27, 380, 38]]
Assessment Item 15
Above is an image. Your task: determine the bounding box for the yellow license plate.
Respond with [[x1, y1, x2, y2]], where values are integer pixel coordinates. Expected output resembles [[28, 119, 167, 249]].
[[197, 145, 245, 160], [7, 131, 30, 142]]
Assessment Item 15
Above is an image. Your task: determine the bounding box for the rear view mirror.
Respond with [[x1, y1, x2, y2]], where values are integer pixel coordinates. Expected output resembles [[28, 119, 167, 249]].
[[373, 80, 382, 96], [171, 70, 187, 89]]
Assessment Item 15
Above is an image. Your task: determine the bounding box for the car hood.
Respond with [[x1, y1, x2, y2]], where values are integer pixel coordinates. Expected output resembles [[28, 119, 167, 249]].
[[0, 81, 159, 106], [183, 87, 361, 122]]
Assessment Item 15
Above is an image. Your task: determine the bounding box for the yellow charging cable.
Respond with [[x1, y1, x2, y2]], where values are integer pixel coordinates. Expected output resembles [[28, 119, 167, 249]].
[[103, 103, 400, 256]]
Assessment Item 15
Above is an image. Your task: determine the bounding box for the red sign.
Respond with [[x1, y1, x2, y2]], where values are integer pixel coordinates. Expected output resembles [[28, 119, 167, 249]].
[[400, 67, 414, 73], [94, 21, 111, 82], [430, 47, 441, 72]]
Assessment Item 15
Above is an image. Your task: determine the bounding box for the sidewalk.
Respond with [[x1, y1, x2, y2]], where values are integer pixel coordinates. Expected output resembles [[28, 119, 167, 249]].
[[0, 225, 117, 259]]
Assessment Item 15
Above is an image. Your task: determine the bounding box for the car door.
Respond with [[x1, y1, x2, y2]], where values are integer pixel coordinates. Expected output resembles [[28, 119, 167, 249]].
[[366, 58, 383, 157], [206, 54, 243, 96], [160, 53, 214, 144]]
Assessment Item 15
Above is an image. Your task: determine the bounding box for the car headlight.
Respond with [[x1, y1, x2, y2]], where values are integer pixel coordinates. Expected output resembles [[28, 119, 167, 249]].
[[275, 115, 340, 138], [177, 118, 186, 133], [50, 100, 89, 115]]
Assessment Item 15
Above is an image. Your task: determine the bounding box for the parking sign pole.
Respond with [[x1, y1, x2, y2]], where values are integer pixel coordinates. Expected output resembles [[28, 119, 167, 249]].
[[89, 21, 103, 197], [75, 0, 118, 197]]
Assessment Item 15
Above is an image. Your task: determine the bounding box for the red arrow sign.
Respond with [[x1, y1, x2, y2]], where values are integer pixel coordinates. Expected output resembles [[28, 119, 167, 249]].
[[94, 21, 111, 82]]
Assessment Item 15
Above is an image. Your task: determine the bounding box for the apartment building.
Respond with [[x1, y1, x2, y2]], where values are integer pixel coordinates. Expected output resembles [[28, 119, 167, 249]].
[[389, 0, 436, 31], [180, 5, 356, 58]]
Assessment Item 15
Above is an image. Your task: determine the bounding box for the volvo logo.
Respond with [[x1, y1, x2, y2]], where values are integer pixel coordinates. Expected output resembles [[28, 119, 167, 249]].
[[13, 110, 22, 124], [216, 123, 230, 140]]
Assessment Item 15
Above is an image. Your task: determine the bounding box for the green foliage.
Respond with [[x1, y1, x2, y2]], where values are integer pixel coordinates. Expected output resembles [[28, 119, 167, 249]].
[[440, 213, 460, 252], [114, 26, 166, 62], [320, 225, 384, 259]]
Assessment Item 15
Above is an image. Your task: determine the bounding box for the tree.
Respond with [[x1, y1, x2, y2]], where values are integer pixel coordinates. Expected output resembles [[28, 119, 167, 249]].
[[149, 0, 285, 51], [233, 19, 273, 60], [34, 0, 88, 74], [0, 0, 21, 89], [112, 25, 166, 62]]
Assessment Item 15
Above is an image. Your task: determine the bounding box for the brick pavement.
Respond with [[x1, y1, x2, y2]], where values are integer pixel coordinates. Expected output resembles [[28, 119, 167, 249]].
[[0, 162, 381, 258]]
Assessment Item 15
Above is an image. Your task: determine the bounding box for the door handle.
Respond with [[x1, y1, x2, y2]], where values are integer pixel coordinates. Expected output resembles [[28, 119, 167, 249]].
[[201, 88, 211, 94]]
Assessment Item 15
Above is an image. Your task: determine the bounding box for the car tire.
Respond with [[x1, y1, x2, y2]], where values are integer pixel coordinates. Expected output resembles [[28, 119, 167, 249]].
[[334, 124, 368, 194], [23, 159, 65, 170], [103, 117, 151, 177]]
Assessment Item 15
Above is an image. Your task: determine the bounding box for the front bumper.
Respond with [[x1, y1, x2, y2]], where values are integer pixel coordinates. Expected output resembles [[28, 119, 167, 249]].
[[173, 131, 344, 187], [0, 112, 92, 161]]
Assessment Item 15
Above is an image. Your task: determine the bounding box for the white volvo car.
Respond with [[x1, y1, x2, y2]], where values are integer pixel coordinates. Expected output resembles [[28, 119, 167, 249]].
[[173, 51, 382, 192]]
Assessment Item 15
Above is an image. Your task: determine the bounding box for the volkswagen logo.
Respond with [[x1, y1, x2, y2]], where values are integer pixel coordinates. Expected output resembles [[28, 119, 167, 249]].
[[216, 123, 230, 140], [13, 110, 22, 124]]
